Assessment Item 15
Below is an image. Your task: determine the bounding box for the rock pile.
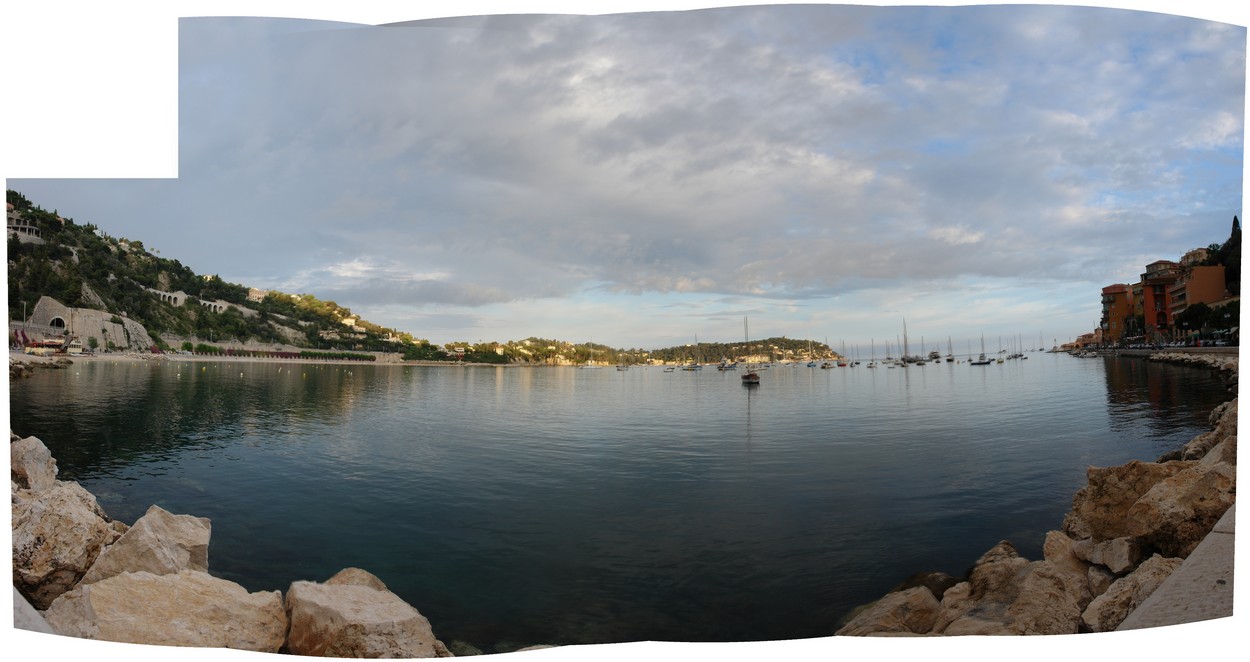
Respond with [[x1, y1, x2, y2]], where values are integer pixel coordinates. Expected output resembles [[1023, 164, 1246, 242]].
[[836, 355, 1237, 636], [11, 432, 454, 657], [10, 356, 74, 378]]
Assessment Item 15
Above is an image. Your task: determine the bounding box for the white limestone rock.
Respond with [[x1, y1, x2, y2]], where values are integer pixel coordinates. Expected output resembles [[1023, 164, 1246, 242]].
[[80, 504, 211, 585], [44, 569, 287, 651], [835, 587, 942, 636], [1071, 536, 1147, 575], [928, 536, 1089, 635], [12, 480, 123, 609], [1125, 461, 1236, 558], [1064, 460, 1192, 542], [285, 567, 452, 658], [10, 434, 58, 492], [1081, 554, 1183, 632]]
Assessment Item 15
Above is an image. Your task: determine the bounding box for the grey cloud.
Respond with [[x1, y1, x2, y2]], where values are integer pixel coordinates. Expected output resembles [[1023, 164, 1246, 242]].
[[11, 6, 1241, 340]]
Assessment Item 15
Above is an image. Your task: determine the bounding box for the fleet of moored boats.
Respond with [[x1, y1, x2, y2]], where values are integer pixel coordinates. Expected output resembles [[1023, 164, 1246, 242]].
[[599, 322, 1064, 387]]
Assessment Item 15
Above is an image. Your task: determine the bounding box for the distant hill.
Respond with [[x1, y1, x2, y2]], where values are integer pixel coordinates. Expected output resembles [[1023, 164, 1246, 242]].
[[7, 189, 421, 354], [8, 189, 838, 363]]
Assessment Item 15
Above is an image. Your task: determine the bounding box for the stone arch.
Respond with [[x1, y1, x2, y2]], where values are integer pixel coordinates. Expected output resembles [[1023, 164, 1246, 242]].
[[49, 317, 66, 329]]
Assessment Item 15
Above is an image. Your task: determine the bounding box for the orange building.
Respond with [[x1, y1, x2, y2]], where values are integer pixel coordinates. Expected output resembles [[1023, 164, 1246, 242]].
[[1139, 260, 1181, 342], [1100, 283, 1135, 344], [1168, 265, 1230, 339], [1169, 265, 1227, 318]]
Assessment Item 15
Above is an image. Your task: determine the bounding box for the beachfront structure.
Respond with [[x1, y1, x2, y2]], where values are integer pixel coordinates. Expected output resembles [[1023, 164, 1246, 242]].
[[21, 295, 155, 351], [1168, 265, 1227, 319], [1139, 260, 1182, 343], [7, 202, 44, 244], [1100, 283, 1135, 345]]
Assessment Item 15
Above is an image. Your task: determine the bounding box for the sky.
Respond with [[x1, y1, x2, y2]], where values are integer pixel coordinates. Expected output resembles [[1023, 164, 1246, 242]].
[[1, 3, 1247, 660], [3, 2, 1246, 356]]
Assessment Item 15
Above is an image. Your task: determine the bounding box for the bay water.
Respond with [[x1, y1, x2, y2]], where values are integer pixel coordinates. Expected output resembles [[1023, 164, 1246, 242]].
[[7, 354, 1229, 648]]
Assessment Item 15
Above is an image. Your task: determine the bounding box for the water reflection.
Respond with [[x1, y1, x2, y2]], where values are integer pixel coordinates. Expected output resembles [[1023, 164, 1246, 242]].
[[7, 357, 1232, 646], [9, 361, 395, 481], [1100, 356, 1228, 455]]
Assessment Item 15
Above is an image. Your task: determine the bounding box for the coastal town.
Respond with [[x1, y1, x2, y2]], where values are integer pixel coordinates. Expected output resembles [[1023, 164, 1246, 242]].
[[8, 192, 1243, 365], [1080, 216, 1241, 351]]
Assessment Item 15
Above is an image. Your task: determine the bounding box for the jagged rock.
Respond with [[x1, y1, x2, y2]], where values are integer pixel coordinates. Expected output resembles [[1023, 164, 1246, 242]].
[[1199, 434, 1237, 467], [1071, 537, 1147, 575], [285, 567, 452, 658], [1003, 557, 1087, 634], [933, 581, 1014, 635], [12, 480, 124, 609], [1041, 530, 1089, 578], [967, 540, 1031, 601], [835, 587, 942, 635], [1124, 460, 1235, 558], [324, 565, 389, 591], [1183, 399, 1237, 460], [929, 542, 1027, 634], [44, 569, 287, 651], [890, 571, 963, 600], [1087, 566, 1116, 598], [80, 504, 211, 585], [1081, 554, 1183, 632], [1064, 460, 1192, 542], [926, 536, 1089, 635], [11, 434, 58, 491]]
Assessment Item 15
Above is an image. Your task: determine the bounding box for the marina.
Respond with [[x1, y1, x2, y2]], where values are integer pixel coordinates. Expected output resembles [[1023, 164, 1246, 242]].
[[8, 352, 1230, 647]]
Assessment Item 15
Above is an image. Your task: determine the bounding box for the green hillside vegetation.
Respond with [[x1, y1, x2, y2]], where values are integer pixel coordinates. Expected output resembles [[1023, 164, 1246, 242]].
[[7, 190, 421, 353], [9, 189, 841, 363]]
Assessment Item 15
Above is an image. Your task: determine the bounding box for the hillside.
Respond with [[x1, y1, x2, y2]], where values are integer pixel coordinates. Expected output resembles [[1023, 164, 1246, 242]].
[[8, 190, 840, 363], [7, 190, 421, 354]]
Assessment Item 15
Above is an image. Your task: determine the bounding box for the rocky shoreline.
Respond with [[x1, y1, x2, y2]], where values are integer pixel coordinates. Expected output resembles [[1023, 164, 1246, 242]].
[[835, 351, 1237, 636], [11, 430, 559, 656]]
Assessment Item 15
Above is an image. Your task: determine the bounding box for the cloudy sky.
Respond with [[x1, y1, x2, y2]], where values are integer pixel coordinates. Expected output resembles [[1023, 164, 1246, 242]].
[[5, 2, 1245, 352]]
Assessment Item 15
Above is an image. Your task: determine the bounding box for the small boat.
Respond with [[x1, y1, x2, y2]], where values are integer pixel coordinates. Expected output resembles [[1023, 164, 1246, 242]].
[[970, 335, 993, 365], [741, 317, 760, 386], [616, 364, 629, 371]]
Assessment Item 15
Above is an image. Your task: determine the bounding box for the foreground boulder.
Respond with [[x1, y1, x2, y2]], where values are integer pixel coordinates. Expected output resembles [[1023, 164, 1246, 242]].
[[80, 504, 211, 585], [932, 534, 1090, 635], [11, 434, 58, 491], [44, 569, 287, 651], [1081, 554, 1182, 632], [834, 587, 940, 636], [285, 567, 452, 658], [12, 480, 125, 609]]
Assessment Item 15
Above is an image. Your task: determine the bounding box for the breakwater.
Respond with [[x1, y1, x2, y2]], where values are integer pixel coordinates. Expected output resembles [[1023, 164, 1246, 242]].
[[836, 351, 1237, 635]]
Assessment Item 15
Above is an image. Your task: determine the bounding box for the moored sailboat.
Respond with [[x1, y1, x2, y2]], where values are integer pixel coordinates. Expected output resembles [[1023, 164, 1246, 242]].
[[741, 317, 760, 385]]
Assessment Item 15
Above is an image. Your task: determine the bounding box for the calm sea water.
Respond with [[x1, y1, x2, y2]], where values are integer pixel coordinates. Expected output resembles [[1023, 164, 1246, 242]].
[[8, 354, 1230, 648]]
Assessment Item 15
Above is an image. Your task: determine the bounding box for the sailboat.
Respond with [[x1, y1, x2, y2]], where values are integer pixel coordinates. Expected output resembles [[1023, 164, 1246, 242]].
[[683, 334, 703, 370], [970, 335, 993, 365], [741, 317, 760, 385], [945, 337, 955, 362]]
